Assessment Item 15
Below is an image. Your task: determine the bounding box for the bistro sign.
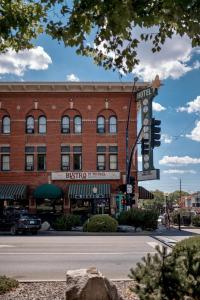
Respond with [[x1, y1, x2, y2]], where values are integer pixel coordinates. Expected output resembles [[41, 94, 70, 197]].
[[51, 171, 121, 181]]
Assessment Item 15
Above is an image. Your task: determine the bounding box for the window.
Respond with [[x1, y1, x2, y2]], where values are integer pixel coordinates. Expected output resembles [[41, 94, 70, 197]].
[[109, 154, 118, 170], [74, 116, 82, 133], [61, 116, 70, 133], [38, 116, 47, 134], [1, 155, 10, 171], [26, 116, 34, 133], [109, 116, 117, 133], [37, 154, 46, 171], [97, 116, 105, 133], [61, 154, 70, 170], [73, 146, 82, 170], [97, 154, 105, 170], [2, 116, 10, 134], [25, 154, 34, 171]]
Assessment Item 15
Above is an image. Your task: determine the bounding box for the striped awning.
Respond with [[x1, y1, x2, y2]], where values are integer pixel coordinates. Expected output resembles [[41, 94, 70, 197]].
[[68, 183, 111, 199], [139, 186, 154, 200], [0, 184, 27, 200]]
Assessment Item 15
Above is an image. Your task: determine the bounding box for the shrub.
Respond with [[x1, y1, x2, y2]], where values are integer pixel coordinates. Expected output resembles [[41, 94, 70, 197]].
[[0, 276, 19, 295], [142, 210, 159, 230], [53, 214, 81, 230], [83, 214, 118, 232], [192, 215, 200, 227], [129, 236, 200, 300]]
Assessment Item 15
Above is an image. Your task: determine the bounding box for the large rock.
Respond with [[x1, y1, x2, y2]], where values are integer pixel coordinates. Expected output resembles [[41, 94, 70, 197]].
[[39, 221, 51, 231], [66, 267, 124, 300]]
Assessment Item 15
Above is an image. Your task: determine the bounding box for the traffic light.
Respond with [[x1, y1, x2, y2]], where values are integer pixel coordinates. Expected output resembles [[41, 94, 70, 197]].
[[121, 198, 126, 206], [141, 138, 150, 155], [151, 118, 161, 148]]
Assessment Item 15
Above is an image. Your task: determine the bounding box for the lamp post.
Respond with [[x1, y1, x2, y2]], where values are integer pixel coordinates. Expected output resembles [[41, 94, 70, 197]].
[[165, 193, 170, 229], [92, 186, 97, 214]]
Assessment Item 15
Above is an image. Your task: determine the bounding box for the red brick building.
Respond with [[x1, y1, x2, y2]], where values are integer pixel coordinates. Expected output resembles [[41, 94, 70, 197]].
[[0, 82, 148, 217]]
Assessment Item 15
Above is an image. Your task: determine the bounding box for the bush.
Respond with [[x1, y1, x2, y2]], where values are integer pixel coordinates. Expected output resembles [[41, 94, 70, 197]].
[[129, 236, 200, 300], [53, 214, 81, 230], [118, 208, 158, 231], [0, 276, 19, 295], [83, 214, 118, 232], [192, 215, 200, 227]]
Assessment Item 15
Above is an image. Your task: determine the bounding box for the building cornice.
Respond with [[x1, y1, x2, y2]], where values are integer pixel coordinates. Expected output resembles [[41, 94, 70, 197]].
[[0, 82, 149, 93]]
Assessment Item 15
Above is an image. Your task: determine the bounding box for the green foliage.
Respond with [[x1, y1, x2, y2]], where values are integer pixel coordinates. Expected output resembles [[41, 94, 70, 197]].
[[192, 215, 200, 227], [1, 1, 200, 73], [0, 275, 19, 295], [129, 236, 200, 300], [83, 214, 118, 232], [53, 214, 81, 231], [118, 208, 158, 231]]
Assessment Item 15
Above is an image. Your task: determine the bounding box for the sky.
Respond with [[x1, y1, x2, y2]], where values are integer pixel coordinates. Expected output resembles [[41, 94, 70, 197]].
[[0, 32, 199, 194]]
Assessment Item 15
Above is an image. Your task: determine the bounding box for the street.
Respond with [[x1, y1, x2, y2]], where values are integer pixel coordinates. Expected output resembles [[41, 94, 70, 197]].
[[0, 229, 197, 281]]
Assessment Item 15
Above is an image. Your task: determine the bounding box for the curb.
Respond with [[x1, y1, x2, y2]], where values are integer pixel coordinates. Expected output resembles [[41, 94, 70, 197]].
[[17, 278, 133, 283]]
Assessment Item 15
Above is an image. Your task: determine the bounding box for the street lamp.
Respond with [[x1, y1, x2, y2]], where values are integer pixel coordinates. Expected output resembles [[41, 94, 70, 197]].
[[165, 193, 170, 229], [92, 186, 97, 214]]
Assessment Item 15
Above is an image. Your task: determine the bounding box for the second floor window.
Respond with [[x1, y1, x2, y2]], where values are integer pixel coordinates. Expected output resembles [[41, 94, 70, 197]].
[[61, 154, 70, 170], [109, 154, 118, 170], [37, 154, 46, 171], [109, 116, 117, 133], [97, 116, 105, 133], [25, 154, 34, 171], [26, 116, 34, 134], [74, 116, 82, 133], [61, 116, 70, 133], [1, 154, 10, 171], [2, 116, 10, 134], [97, 154, 105, 170], [38, 116, 47, 134]]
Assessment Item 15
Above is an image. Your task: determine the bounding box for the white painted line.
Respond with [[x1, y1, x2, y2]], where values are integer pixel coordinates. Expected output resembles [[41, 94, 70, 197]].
[[0, 245, 16, 248], [0, 251, 155, 255], [147, 242, 159, 249]]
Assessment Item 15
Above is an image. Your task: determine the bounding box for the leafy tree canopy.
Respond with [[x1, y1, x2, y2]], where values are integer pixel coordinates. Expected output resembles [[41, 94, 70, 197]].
[[1, 0, 200, 73]]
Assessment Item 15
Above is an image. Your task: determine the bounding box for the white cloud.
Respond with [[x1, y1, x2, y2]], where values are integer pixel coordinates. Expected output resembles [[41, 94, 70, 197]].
[[171, 176, 178, 180], [177, 96, 200, 114], [163, 169, 196, 174], [153, 102, 166, 112], [186, 120, 200, 141], [159, 155, 200, 165], [0, 46, 52, 76], [66, 73, 80, 82], [161, 134, 173, 144], [133, 33, 199, 81]]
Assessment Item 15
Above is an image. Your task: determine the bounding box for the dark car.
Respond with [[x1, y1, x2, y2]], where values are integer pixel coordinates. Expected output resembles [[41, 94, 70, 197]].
[[0, 208, 41, 235]]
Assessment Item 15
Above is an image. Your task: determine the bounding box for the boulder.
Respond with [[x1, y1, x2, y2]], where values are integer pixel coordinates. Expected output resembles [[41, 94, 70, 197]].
[[39, 221, 51, 231], [66, 267, 124, 300]]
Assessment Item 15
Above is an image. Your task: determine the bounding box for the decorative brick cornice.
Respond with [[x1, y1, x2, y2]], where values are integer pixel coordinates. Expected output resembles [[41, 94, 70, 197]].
[[0, 82, 149, 93]]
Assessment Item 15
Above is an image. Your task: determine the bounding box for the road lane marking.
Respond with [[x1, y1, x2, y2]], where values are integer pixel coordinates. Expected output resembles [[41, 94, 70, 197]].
[[0, 245, 16, 248], [0, 251, 155, 255], [147, 242, 159, 249]]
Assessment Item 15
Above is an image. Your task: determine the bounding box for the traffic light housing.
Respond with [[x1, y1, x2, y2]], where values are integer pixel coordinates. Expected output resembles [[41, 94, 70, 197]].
[[141, 138, 150, 155], [151, 118, 161, 148]]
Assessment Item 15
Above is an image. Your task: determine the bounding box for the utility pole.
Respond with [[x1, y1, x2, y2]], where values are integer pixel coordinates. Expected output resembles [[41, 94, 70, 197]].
[[178, 178, 182, 230]]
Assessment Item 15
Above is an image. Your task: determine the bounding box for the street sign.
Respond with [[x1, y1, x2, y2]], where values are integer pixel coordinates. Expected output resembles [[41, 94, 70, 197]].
[[137, 169, 160, 181], [126, 184, 133, 194]]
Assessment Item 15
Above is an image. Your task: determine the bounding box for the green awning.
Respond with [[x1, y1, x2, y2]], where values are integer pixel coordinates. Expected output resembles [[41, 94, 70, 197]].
[[139, 186, 154, 200], [34, 183, 63, 200], [0, 184, 27, 200], [68, 183, 111, 199]]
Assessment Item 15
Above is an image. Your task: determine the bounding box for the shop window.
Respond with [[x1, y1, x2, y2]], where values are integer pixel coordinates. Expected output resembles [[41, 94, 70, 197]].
[[97, 116, 105, 133], [109, 116, 117, 133], [2, 116, 10, 134], [25, 154, 34, 171], [38, 116, 47, 134], [1, 154, 10, 171], [61, 116, 70, 133], [109, 154, 118, 170], [37, 154, 46, 171], [26, 116, 34, 134], [74, 116, 82, 133], [97, 154, 105, 170], [61, 154, 70, 171]]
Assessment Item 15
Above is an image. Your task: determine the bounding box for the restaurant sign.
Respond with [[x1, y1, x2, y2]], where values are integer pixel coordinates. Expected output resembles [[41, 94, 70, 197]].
[[51, 171, 121, 181]]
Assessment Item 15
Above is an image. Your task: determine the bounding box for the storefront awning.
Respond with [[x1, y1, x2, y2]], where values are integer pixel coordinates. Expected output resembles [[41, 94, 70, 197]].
[[34, 183, 63, 200], [0, 184, 27, 200], [139, 186, 154, 200], [68, 183, 111, 199]]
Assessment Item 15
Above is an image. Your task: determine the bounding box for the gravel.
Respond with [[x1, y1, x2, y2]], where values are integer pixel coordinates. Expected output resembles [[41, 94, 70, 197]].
[[0, 281, 138, 300]]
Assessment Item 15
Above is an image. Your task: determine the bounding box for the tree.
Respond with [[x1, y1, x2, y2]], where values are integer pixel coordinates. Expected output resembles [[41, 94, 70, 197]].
[[1, 0, 200, 73], [142, 189, 165, 212]]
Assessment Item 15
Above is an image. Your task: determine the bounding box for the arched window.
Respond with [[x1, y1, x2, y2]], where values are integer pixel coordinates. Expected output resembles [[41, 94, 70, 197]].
[[74, 116, 82, 133], [38, 116, 47, 134], [2, 116, 10, 134], [97, 116, 105, 133], [26, 116, 34, 134], [109, 116, 117, 133], [61, 116, 70, 133]]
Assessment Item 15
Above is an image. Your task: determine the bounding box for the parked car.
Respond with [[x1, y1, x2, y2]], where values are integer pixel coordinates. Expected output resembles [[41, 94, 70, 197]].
[[0, 208, 41, 235]]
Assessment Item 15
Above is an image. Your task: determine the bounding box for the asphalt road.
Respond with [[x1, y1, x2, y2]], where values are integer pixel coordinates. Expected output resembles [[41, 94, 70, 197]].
[[0, 235, 161, 281]]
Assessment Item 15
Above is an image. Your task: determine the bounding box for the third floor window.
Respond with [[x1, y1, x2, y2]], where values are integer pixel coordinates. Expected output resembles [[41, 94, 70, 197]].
[[61, 116, 70, 133], [109, 116, 117, 133], [26, 116, 34, 134], [97, 116, 105, 133], [74, 116, 82, 133], [38, 116, 47, 134], [2, 116, 10, 134]]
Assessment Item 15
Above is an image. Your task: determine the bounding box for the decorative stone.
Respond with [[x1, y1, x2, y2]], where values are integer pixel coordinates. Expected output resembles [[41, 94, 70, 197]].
[[65, 267, 124, 300], [40, 221, 51, 231]]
